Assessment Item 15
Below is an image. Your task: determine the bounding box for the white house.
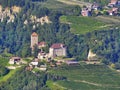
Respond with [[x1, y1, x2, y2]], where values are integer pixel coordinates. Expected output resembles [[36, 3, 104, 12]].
[[39, 65, 47, 71], [38, 52, 46, 60], [9, 57, 21, 65], [30, 58, 38, 66]]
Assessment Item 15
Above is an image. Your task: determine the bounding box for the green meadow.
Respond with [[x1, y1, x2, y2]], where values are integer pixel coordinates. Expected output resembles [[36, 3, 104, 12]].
[[60, 16, 110, 35]]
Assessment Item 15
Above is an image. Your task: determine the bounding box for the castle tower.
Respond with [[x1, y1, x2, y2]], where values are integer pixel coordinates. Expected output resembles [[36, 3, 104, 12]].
[[31, 32, 38, 50]]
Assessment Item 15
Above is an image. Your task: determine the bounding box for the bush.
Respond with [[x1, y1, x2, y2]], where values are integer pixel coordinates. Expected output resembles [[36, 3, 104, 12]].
[[0, 66, 9, 76]]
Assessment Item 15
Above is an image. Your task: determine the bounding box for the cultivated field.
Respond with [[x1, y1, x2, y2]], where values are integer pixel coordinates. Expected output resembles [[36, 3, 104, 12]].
[[36, 0, 72, 9], [49, 64, 120, 90], [57, 0, 91, 7], [60, 16, 110, 35]]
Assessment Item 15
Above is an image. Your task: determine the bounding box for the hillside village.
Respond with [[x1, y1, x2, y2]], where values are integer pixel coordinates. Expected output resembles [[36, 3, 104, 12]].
[[6, 0, 120, 72], [8, 32, 80, 71], [81, 0, 120, 16], [7, 31, 102, 72]]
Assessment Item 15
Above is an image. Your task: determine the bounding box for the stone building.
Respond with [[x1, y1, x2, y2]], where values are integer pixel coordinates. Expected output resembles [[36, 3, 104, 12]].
[[31, 32, 38, 50], [110, 0, 118, 5], [9, 57, 21, 65], [49, 43, 67, 57], [81, 8, 91, 16]]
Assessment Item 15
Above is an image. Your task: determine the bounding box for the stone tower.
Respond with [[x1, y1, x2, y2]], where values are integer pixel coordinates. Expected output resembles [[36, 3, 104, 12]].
[[31, 32, 38, 50]]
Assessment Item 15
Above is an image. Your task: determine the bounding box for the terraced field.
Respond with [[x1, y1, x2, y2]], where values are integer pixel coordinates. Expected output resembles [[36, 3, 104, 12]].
[[48, 64, 120, 90], [60, 16, 110, 34]]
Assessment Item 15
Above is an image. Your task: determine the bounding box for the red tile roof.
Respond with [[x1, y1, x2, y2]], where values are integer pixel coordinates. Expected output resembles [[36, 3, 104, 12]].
[[111, 0, 117, 4], [11, 57, 21, 59], [31, 32, 38, 37], [51, 43, 65, 49], [38, 41, 46, 46]]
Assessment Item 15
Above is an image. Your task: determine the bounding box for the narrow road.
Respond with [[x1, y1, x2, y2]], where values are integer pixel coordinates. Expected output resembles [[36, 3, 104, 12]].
[[73, 80, 120, 88]]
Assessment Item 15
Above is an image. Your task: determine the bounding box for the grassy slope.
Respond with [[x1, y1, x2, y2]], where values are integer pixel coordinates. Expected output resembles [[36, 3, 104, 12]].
[[48, 64, 120, 90], [57, 0, 91, 7], [0, 56, 18, 84], [95, 16, 120, 25], [35, 0, 72, 9], [0, 69, 17, 84], [46, 80, 66, 90], [60, 16, 110, 35], [0, 56, 9, 66]]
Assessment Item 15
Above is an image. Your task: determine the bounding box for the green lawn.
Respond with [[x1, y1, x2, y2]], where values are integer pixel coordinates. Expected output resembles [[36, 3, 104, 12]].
[[0, 56, 19, 85], [46, 80, 66, 90], [48, 64, 120, 90], [0, 69, 18, 84], [0, 56, 9, 66], [60, 16, 110, 35]]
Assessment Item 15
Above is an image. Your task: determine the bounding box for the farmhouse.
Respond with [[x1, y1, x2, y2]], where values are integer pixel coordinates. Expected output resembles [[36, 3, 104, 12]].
[[39, 65, 47, 71], [110, 0, 118, 5], [49, 43, 67, 58], [92, 2, 100, 10], [30, 58, 39, 66], [108, 0, 118, 7], [81, 8, 91, 16], [38, 52, 47, 60], [9, 57, 21, 65], [108, 7, 118, 15]]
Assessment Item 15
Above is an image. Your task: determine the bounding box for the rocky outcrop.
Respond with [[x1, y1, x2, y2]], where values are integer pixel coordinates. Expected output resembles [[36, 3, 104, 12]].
[[0, 5, 21, 23], [87, 49, 97, 61], [24, 15, 51, 25], [24, 15, 52, 29]]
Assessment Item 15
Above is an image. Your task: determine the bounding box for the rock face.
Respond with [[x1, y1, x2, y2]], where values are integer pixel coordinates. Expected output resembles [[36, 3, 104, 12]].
[[24, 15, 52, 29], [0, 5, 21, 23], [11, 6, 21, 13], [0, 4, 51, 26], [30, 15, 51, 25], [87, 49, 97, 61]]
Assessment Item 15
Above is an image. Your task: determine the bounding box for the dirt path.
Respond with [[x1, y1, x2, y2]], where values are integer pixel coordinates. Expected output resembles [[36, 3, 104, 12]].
[[53, 83, 67, 90], [73, 80, 120, 88], [57, 0, 92, 6], [74, 80, 102, 86]]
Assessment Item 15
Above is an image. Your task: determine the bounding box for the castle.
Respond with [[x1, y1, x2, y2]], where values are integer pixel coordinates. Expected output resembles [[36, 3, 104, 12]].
[[49, 43, 67, 57], [31, 32, 67, 58]]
